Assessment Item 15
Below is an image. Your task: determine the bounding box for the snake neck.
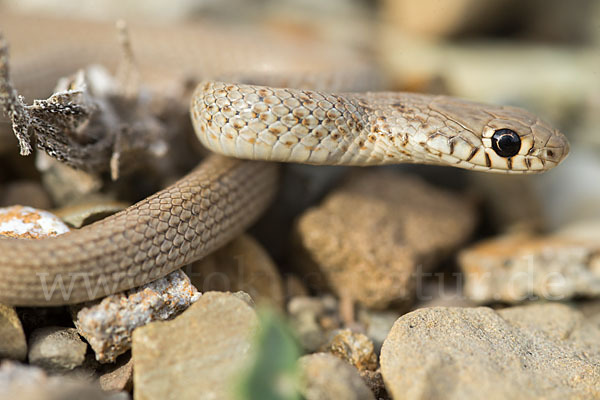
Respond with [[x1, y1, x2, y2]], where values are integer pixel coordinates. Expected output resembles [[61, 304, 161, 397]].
[[191, 81, 418, 165]]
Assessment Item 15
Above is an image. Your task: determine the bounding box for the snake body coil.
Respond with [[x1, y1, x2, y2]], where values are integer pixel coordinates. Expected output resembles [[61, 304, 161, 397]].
[[0, 22, 569, 305], [0, 156, 276, 305]]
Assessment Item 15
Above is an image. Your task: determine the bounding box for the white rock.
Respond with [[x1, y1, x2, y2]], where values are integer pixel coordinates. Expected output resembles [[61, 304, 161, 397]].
[[0, 205, 69, 239]]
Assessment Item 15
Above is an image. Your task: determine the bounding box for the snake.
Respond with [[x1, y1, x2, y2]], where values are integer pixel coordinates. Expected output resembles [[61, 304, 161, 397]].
[[0, 14, 569, 305]]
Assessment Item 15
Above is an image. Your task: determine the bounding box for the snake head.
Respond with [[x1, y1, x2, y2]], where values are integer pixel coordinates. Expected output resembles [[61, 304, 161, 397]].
[[424, 96, 570, 173]]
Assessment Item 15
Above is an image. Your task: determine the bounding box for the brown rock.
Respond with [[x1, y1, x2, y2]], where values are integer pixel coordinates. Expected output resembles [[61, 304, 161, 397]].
[[0, 304, 26, 361], [132, 292, 258, 400], [98, 354, 133, 393], [380, 0, 511, 38], [459, 233, 600, 303], [360, 369, 389, 400], [467, 173, 544, 233], [321, 329, 377, 372], [298, 353, 374, 400], [294, 170, 476, 309], [380, 304, 600, 399], [381, 0, 594, 43], [288, 295, 341, 352], [284, 274, 309, 299], [188, 234, 284, 308], [0, 181, 52, 210], [28, 327, 87, 372]]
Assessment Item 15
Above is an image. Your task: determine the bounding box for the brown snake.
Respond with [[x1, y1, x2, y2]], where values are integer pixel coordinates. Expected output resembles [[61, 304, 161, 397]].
[[0, 14, 569, 305]]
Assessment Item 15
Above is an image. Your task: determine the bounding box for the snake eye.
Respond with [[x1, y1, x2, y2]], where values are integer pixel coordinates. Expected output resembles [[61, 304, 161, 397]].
[[491, 129, 521, 157]]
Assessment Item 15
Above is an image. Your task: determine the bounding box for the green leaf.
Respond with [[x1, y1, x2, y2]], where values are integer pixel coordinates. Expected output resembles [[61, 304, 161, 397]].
[[236, 307, 302, 400]]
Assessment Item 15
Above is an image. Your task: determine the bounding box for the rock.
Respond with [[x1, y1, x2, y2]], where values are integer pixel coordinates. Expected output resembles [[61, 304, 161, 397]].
[[380, 304, 600, 399], [0, 181, 52, 210], [36, 152, 103, 207], [132, 292, 258, 400], [467, 173, 544, 233], [298, 353, 374, 400], [381, 0, 511, 38], [54, 198, 128, 228], [319, 329, 387, 398], [188, 234, 284, 308], [253, 163, 348, 262], [357, 309, 400, 353], [381, 0, 595, 42], [28, 326, 87, 372], [577, 299, 600, 319], [321, 329, 377, 372], [0, 360, 120, 400], [98, 354, 133, 393], [0, 205, 69, 239], [459, 233, 600, 303], [0, 304, 27, 361], [294, 170, 476, 309], [73, 269, 201, 363], [360, 369, 388, 400], [284, 274, 309, 298], [231, 290, 256, 307], [288, 295, 341, 352]]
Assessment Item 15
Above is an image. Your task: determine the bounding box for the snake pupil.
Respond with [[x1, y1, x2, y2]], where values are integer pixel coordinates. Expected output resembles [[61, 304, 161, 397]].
[[491, 129, 521, 158]]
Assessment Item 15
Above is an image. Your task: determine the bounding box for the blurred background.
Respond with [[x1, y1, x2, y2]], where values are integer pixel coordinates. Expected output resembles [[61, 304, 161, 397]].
[[0, 0, 599, 231]]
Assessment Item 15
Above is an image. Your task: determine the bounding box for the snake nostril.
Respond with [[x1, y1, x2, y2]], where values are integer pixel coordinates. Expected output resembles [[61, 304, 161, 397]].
[[547, 150, 554, 158]]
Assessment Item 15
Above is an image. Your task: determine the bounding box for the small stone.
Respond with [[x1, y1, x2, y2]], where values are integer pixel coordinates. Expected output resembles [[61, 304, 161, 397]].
[[360, 369, 388, 400], [231, 290, 255, 307], [459, 233, 600, 303], [298, 353, 375, 400], [0, 304, 27, 361], [0, 205, 69, 239], [98, 354, 133, 393], [54, 198, 128, 228], [321, 329, 377, 372], [0, 360, 118, 400], [187, 234, 284, 308], [288, 295, 341, 352], [35, 151, 103, 207], [294, 170, 476, 309], [73, 269, 201, 363], [284, 274, 309, 299], [380, 304, 600, 399], [28, 326, 87, 372], [357, 309, 401, 353], [132, 292, 258, 400]]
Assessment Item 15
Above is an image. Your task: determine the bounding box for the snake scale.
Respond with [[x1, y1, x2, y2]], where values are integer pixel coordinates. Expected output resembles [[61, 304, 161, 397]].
[[0, 14, 569, 305]]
